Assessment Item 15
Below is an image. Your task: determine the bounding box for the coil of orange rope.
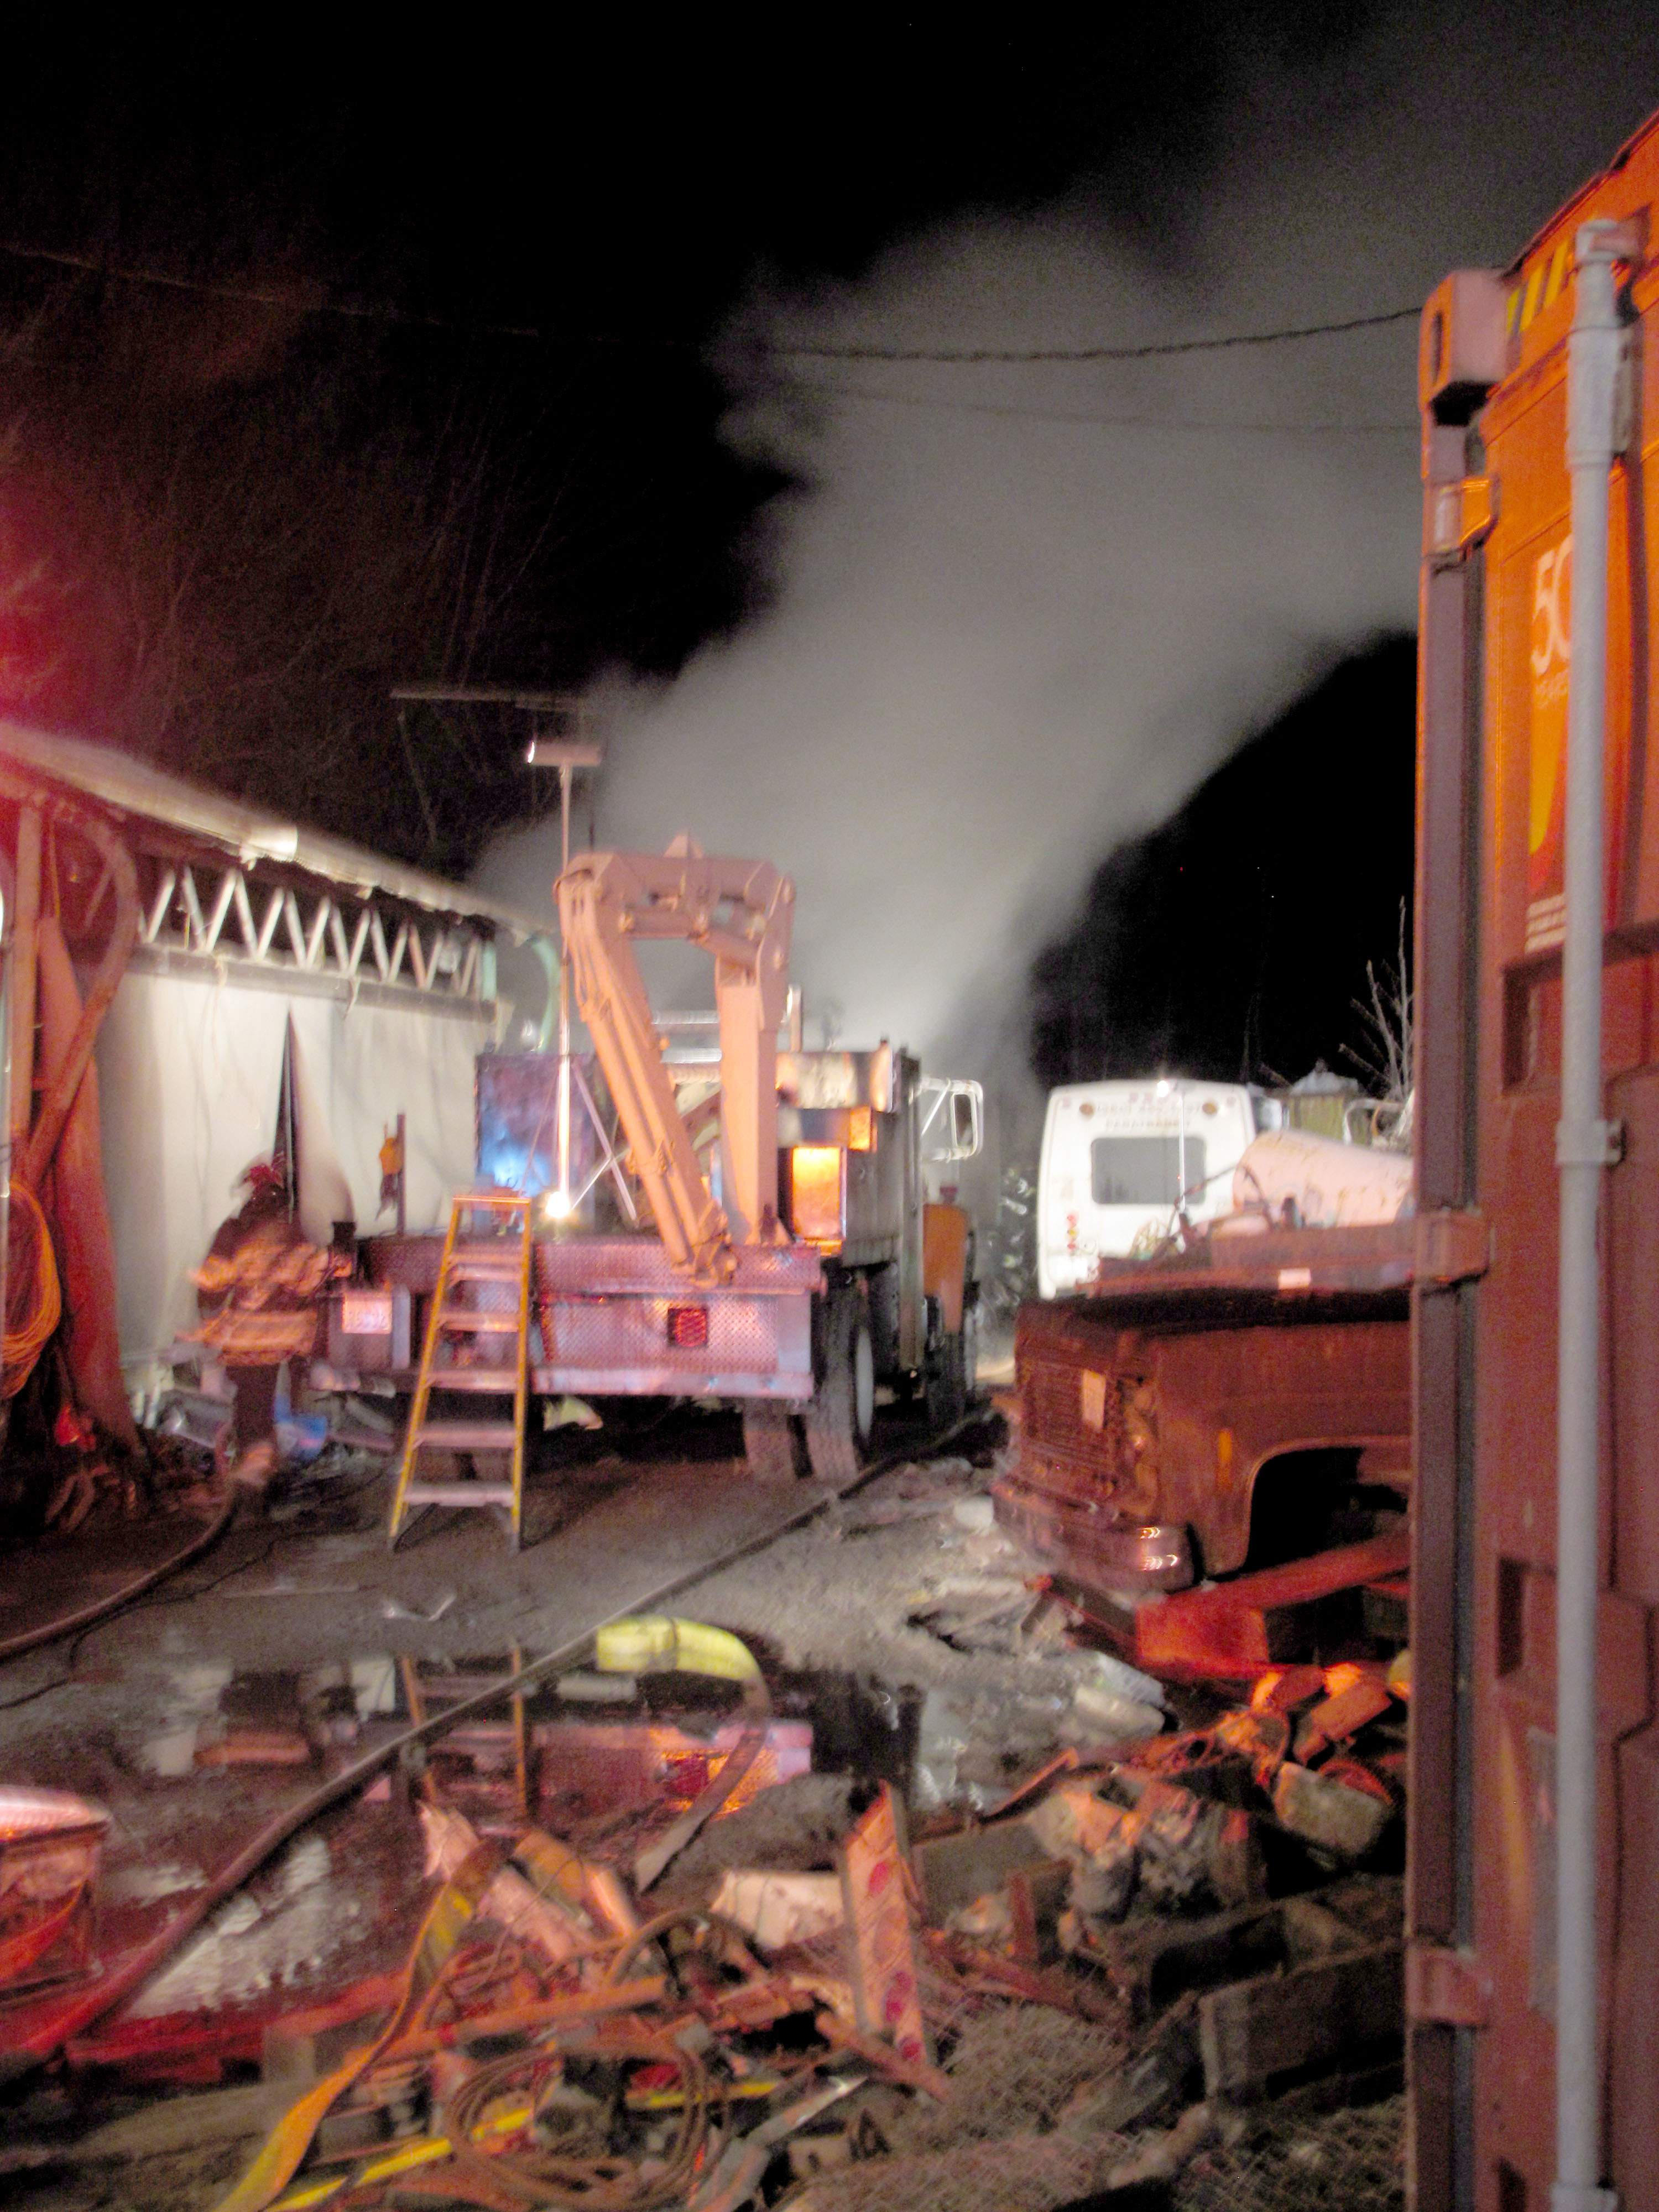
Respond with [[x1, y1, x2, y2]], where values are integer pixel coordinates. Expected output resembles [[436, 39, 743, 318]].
[[4, 1181, 61, 1399]]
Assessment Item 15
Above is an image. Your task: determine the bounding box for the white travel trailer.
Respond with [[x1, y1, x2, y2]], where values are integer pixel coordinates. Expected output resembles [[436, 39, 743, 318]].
[[1035, 1078, 1276, 1298]]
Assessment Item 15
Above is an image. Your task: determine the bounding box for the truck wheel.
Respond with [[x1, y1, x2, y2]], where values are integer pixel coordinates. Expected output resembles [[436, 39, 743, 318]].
[[743, 1401, 798, 1481], [804, 1289, 874, 1482]]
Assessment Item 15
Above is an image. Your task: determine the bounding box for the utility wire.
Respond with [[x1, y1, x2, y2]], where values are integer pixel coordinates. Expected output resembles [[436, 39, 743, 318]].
[[0, 236, 1418, 363], [786, 373, 1417, 435], [0, 239, 542, 339], [745, 304, 1420, 363]]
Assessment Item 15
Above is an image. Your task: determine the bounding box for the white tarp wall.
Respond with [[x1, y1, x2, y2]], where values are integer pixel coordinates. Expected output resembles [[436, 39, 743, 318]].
[[95, 968, 488, 1371]]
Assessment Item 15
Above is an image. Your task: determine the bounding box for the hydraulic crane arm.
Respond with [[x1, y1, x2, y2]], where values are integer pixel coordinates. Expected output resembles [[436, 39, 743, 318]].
[[555, 844, 795, 1282]]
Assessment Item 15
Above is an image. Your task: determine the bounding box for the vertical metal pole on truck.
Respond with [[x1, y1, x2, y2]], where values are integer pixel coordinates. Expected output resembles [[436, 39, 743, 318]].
[[1552, 217, 1637, 2212], [527, 737, 603, 1218], [387, 686, 603, 1213]]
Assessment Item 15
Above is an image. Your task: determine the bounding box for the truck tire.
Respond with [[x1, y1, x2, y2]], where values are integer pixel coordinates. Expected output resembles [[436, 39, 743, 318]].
[[743, 1401, 797, 1481], [804, 1288, 874, 1483]]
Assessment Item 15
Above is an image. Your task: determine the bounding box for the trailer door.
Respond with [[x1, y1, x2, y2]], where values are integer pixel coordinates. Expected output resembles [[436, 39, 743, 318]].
[[1412, 148, 1659, 2212]]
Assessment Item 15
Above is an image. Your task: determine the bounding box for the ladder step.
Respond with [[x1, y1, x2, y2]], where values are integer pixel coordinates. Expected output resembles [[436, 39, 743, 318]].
[[389, 1189, 531, 1553], [402, 1483, 517, 1508], [422, 1368, 523, 1392], [414, 1421, 520, 1451]]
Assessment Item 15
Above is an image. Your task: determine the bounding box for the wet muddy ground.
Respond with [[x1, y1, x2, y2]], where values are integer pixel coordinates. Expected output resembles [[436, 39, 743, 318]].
[[0, 1389, 1406, 2211]]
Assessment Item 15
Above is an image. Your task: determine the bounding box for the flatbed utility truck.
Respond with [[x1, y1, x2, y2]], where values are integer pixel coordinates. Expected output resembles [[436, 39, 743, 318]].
[[358, 842, 982, 1479]]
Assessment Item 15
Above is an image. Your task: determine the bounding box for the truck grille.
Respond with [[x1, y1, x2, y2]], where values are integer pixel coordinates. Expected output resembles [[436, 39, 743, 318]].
[[1027, 1354, 1126, 1458], [1021, 1354, 1136, 1504]]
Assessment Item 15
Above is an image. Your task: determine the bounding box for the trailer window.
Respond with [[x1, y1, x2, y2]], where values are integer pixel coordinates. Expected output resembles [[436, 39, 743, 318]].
[[1089, 1135, 1207, 1206]]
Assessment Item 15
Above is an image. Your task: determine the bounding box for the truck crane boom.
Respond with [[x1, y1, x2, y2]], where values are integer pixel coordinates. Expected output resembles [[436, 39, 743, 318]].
[[555, 842, 794, 1282]]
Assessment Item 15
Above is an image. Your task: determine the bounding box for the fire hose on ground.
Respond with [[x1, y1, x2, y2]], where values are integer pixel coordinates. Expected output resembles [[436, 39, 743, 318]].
[[0, 1407, 988, 2085], [0, 1479, 239, 1666]]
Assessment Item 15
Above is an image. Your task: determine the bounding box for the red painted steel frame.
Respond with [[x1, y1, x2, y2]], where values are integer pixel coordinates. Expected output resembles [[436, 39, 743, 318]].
[[1411, 111, 1659, 2212]]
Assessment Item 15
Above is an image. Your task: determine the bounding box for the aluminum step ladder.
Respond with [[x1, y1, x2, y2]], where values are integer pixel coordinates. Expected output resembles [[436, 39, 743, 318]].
[[388, 1191, 534, 1550]]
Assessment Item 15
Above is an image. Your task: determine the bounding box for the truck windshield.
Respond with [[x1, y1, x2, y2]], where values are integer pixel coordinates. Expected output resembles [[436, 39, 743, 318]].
[[1089, 1135, 1206, 1206]]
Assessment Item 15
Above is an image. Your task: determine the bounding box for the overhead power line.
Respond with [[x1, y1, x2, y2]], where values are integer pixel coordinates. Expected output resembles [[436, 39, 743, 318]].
[[748, 305, 1421, 363], [791, 373, 1418, 435], [0, 239, 542, 338], [0, 236, 1420, 364]]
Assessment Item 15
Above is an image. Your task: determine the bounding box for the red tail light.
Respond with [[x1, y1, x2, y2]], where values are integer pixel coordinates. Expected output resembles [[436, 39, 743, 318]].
[[667, 1304, 710, 1349]]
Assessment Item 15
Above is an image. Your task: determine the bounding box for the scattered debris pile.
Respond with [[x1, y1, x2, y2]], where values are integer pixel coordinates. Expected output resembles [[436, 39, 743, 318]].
[[0, 1446, 1410, 2212]]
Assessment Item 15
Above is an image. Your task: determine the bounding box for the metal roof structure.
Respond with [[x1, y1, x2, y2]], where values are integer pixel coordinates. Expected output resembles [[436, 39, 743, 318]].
[[0, 720, 553, 942]]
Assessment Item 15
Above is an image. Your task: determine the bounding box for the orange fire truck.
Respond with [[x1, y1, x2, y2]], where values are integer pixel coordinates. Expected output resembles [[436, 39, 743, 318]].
[[1409, 112, 1659, 2212]]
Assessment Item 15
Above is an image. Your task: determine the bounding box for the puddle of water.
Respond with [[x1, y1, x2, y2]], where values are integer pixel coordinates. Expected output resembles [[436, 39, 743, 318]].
[[128, 1833, 357, 2017], [135, 1652, 930, 1815], [775, 1668, 919, 1794], [102, 1860, 206, 1906], [139, 1663, 234, 1776], [346, 1656, 399, 1717], [139, 1657, 406, 1771]]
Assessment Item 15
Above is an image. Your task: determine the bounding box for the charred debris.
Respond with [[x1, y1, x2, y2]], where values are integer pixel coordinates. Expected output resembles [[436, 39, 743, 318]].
[[0, 1425, 1412, 2212]]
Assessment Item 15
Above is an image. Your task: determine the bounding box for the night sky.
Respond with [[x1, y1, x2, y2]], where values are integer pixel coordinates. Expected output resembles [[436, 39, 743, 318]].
[[1029, 635, 1417, 1092], [2, 15, 1658, 1126], [0, 18, 1322, 738]]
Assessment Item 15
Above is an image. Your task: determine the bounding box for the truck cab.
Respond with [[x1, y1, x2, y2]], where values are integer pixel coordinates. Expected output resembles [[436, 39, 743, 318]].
[[999, 1222, 1414, 1599]]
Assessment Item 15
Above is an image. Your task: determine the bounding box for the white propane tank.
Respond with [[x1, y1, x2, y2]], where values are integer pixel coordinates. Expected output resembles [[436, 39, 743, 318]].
[[1232, 1128, 1414, 1228]]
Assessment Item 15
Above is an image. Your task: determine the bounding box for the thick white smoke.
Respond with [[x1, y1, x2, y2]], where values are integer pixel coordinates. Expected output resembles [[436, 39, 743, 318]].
[[481, 1, 1659, 1112]]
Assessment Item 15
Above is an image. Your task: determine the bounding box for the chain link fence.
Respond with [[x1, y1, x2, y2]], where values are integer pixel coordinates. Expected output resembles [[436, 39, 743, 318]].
[[1175, 2093, 1405, 2212]]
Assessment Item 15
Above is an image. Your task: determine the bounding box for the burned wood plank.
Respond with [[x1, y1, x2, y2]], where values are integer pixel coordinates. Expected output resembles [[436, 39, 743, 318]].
[[1100, 1900, 1289, 2017], [1136, 1533, 1411, 1678], [1310, 1871, 1405, 1949], [1197, 1940, 1404, 2100], [0, 2080, 294, 2173], [1006, 1858, 1071, 1965], [923, 1928, 1120, 2023], [912, 1816, 1051, 1918]]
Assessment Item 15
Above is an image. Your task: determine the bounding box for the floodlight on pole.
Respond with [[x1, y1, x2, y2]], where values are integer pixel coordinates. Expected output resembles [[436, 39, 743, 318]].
[[389, 686, 602, 1220], [525, 736, 604, 1219]]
